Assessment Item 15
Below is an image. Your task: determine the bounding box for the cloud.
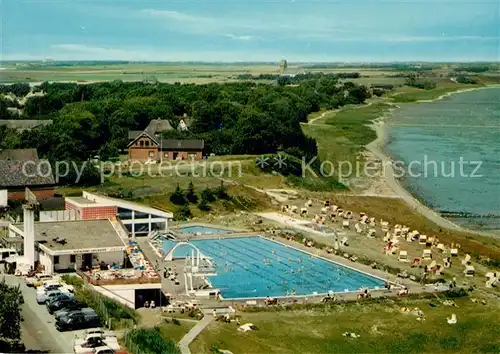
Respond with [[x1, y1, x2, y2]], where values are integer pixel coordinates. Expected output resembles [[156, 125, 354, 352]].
[[141, 9, 197, 22], [225, 34, 255, 41]]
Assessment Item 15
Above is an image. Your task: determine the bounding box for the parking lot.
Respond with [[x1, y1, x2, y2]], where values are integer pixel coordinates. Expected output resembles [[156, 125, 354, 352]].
[[3, 274, 87, 353]]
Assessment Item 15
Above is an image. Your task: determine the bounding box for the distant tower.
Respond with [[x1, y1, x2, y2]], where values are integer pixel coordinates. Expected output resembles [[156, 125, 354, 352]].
[[279, 59, 288, 74], [23, 188, 39, 269]]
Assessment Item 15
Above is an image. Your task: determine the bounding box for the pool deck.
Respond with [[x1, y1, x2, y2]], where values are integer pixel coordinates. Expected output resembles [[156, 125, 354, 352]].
[[172, 222, 248, 234], [143, 230, 427, 302]]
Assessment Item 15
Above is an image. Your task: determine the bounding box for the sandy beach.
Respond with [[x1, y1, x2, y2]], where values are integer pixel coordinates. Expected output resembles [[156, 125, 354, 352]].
[[366, 86, 500, 238]]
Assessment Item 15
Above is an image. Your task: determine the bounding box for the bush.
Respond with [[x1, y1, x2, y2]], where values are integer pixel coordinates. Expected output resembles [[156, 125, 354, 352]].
[[174, 205, 192, 221], [61, 274, 84, 287], [185, 181, 198, 203], [456, 75, 478, 84], [74, 287, 139, 324], [214, 181, 229, 199], [443, 287, 468, 298], [172, 318, 181, 325], [197, 198, 211, 211], [170, 185, 187, 205], [126, 327, 180, 354]]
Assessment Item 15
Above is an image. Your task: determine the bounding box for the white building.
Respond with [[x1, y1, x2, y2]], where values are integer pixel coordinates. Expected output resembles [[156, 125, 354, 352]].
[[9, 219, 127, 274], [65, 192, 173, 237]]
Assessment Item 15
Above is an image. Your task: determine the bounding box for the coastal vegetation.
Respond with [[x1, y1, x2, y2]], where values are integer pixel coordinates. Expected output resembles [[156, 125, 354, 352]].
[[191, 294, 500, 354]]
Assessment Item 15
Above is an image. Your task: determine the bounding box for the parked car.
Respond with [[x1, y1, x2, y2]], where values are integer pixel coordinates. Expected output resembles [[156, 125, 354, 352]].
[[47, 297, 82, 314], [34, 276, 58, 288], [54, 307, 96, 321], [36, 290, 72, 304], [55, 311, 101, 331], [46, 293, 74, 306], [73, 334, 120, 353], [0, 248, 18, 263], [26, 273, 52, 287], [38, 283, 61, 293], [73, 328, 117, 346]]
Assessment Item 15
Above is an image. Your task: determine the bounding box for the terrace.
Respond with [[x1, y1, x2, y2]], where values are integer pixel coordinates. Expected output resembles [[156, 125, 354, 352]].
[[77, 268, 161, 286]]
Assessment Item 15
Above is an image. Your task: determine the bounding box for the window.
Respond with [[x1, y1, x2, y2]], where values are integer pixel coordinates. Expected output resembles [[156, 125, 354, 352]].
[[140, 141, 144, 147], [70, 255, 76, 263], [54, 256, 59, 264], [149, 151, 155, 158], [145, 140, 150, 147]]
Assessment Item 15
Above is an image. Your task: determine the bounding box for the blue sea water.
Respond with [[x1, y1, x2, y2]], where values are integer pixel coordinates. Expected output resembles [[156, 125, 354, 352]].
[[386, 87, 500, 230], [176, 225, 231, 234], [162, 237, 385, 299]]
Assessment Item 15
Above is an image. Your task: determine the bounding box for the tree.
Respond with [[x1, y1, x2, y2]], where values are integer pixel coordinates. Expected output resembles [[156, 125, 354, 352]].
[[197, 198, 211, 211], [169, 185, 187, 205], [185, 181, 198, 204], [200, 187, 216, 203], [214, 181, 229, 200], [0, 279, 22, 342]]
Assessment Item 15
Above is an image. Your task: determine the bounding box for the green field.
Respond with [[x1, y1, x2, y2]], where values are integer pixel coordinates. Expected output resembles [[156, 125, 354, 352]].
[[191, 295, 500, 354]]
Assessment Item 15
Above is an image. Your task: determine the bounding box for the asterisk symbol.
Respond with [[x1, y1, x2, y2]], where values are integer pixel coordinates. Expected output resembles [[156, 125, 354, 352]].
[[256, 155, 269, 168], [273, 154, 287, 168]]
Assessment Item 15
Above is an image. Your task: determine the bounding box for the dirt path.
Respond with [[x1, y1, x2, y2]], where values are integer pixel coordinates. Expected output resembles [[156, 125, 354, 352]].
[[304, 101, 375, 126]]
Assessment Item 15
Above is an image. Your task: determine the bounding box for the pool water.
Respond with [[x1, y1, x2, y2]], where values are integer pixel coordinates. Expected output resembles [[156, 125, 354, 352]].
[[162, 237, 385, 299], [176, 225, 231, 235]]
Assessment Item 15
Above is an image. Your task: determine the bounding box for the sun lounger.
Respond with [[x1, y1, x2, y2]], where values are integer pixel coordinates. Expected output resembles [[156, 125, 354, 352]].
[[450, 248, 458, 257], [419, 235, 427, 245], [464, 265, 475, 277], [422, 249, 432, 260], [398, 250, 408, 262], [342, 220, 350, 228], [447, 313, 457, 324]]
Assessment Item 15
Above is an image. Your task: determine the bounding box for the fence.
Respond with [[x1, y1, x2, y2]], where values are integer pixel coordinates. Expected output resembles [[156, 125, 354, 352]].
[[82, 284, 136, 330]]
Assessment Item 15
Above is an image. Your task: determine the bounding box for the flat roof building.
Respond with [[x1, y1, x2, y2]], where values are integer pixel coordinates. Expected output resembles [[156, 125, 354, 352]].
[[9, 219, 127, 274], [64, 191, 173, 237]]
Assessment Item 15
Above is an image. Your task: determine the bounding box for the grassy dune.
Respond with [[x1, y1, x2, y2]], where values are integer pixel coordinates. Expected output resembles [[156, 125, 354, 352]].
[[191, 296, 500, 354]]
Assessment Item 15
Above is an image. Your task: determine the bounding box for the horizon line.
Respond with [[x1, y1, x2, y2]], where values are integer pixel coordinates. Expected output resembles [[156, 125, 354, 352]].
[[1, 60, 499, 64]]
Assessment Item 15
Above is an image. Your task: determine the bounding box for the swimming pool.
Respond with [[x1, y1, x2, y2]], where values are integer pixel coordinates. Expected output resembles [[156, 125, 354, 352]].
[[162, 237, 385, 299], [176, 225, 231, 235]]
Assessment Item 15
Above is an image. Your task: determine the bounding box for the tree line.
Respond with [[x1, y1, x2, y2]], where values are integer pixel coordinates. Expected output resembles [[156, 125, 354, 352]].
[[0, 77, 371, 166]]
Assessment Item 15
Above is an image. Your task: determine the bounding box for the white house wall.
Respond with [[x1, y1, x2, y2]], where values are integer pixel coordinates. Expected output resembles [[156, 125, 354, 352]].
[[91, 283, 163, 309], [54, 254, 75, 271], [39, 250, 53, 275]]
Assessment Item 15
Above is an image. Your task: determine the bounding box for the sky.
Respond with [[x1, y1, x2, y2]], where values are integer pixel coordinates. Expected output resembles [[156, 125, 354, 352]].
[[0, 0, 499, 62]]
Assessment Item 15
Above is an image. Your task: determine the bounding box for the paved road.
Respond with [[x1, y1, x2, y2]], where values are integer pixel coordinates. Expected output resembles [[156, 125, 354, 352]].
[[3, 274, 78, 353]]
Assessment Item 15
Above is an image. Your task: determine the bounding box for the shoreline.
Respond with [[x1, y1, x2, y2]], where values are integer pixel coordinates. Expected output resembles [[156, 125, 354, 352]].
[[416, 84, 500, 103], [366, 85, 500, 238]]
